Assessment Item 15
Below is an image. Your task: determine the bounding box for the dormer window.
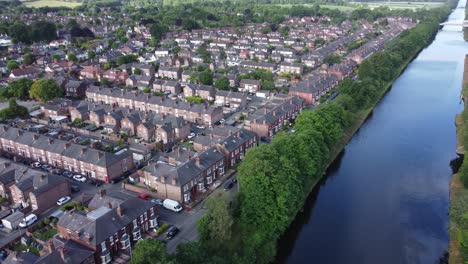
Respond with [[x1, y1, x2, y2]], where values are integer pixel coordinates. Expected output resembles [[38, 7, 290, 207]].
[[101, 248, 111, 264]]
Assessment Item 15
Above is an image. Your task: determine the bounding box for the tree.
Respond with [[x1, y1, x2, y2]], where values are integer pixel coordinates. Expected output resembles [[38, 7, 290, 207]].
[[52, 54, 61, 61], [134, 68, 142, 75], [67, 53, 78, 62], [198, 71, 213, 85], [30, 21, 57, 42], [214, 77, 230, 90], [8, 78, 33, 100], [22, 53, 36, 65], [131, 239, 174, 264], [0, 99, 28, 120], [198, 195, 233, 247], [150, 23, 168, 41], [7, 62, 21, 74], [29, 79, 63, 102], [87, 50, 96, 59], [9, 21, 31, 44]]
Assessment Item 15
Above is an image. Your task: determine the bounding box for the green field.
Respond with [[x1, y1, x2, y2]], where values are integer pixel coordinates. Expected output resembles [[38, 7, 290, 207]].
[[23, 0, 82, 8], [350, 1, 444, 10], [274, 3, 357, 11]]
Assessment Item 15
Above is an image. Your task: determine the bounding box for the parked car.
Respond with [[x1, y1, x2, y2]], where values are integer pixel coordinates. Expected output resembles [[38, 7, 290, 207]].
[[224, 181, 233, 191], [70, 185, 80, 193], [41, 164, 52, 171], [219, 118, 225, 124], [110, 177, 124, 184], [166, 226, 179, 240], [50, 169, 62, 175], [89, 179, 103, 187], [57, 196, 71, 206], [137, 194, 148, 200], [19, 214, 37, 228], [232, 178, 238, 184], [196, 125, 205, 129], [73, 175, 86, 182], [150, 198, 163, 206], [62, 171, 73, 178], [32, 162, 41, 168], [163, 199, 183, 212], [187, 132, 196, 139]]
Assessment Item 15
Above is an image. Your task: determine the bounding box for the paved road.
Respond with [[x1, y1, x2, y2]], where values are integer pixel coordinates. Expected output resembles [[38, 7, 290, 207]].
[[160, 181, 239, 254]]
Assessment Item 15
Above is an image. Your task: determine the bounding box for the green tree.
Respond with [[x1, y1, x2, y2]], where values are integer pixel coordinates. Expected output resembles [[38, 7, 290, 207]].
[[198, 195, 233, 247], [131, 239, 174, 264], [30, 21, 57, 42], [198, 71, 213, 85], [67, 53, 78, 62], [29, 79, 63, 102], [7, 61, 19, 71], [9, 21, 31, 44], [134, 68, 142, 75], [0, 99, 28, 120], [52, 54, 61, 61], [22, 53, 36, 65], [214, 77, 230, 90], [87, 50, 96, 59], [8, 78, 33, 100]]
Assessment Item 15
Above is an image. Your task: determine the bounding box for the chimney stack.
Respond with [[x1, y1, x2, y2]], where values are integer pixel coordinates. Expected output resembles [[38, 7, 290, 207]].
[[48, 138, 53, 145], [48, 239, 55, 253], [99, 189, 106, 198], [64, 143, 71, 149], [117, 205, 124, 217], [108, 202, 112, 209], [195, 156, 200, 167], [33, 134, 39, 140], [59, 247, 66, 261]]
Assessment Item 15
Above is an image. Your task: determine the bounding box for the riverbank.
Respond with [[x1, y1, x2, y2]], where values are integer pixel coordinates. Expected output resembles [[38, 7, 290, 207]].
[[449, 56, 468, 264]]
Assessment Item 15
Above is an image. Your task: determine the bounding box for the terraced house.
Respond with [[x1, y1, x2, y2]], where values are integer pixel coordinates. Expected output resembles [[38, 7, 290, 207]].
[[86, 86, 224, 126], [0, 125, 133, 183]]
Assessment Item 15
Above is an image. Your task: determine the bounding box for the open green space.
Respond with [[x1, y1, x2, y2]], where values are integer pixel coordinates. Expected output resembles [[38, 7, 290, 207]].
[[350, 1, 445, 10], [22, 0, 82, 8]]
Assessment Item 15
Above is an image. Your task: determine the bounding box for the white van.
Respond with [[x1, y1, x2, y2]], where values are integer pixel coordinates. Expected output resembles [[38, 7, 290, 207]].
[[163, 199, 183, 213], [19, 214, 37, 228]]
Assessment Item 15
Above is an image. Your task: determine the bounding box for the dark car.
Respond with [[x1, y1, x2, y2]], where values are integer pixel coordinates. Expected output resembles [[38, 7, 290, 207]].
[[70, 185, 80, 193], [110, 177, 124, 184], [223, 181, 233, 191], [260, 136, 271, 144], [232, 178, 238, 184], [166, 226, 179, 240]]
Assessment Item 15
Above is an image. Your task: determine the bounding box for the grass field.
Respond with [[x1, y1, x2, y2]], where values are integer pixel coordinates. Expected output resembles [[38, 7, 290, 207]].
[[274, 3, 357, 11], [23, 0, 82, 8], [350, 1, 445, 10]]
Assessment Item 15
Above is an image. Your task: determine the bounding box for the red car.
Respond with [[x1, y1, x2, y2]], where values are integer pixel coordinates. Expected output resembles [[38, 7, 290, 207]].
[[137, 194, 149, 200]]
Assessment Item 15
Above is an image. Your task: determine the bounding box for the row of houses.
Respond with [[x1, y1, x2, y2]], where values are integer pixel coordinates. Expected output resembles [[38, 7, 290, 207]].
[[0, 125, 133, 183], [85, 86, 224, 126]]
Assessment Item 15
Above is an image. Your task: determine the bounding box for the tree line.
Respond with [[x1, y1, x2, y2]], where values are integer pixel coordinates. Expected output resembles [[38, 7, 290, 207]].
[[0, 20, 57, 44], [129, 4, 450, 264]]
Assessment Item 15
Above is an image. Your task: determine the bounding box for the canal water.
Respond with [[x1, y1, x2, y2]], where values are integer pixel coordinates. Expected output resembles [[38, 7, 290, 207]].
[[277, 1, 468, 264]]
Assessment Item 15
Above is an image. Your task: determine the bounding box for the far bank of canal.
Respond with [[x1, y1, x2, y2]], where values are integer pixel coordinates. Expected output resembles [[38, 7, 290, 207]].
[[277, 1, 468, 264]]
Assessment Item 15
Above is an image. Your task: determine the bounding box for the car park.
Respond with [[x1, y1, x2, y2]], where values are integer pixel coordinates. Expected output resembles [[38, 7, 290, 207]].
[[73, 175, 87, 182], [56, 196, 71, 206], [166, 226, 179, 240]]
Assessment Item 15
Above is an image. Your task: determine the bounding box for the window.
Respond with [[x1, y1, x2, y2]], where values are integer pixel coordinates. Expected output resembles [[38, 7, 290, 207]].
[[101, 250, 111, 264], [109, 235, 114, 245], [149, 218, 158, 228], [184, 193, 191, 202]]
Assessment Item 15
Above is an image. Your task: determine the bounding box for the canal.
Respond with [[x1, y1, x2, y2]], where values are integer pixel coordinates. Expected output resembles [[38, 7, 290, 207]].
[[277, 1, 468, 264]]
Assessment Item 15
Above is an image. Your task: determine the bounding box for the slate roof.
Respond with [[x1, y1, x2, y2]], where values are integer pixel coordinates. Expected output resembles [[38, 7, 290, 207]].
[[57, 196, 156, 247], [146, 147, 224, 186]]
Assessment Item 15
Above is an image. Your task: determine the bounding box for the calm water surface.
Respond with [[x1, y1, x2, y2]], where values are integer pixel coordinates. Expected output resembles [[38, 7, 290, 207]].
[[277, 2, 468, 263]]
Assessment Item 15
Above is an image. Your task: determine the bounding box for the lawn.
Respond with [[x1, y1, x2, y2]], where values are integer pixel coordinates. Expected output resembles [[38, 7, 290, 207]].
[[350, 1, 444, 10], [23, 0, 82, 8]]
